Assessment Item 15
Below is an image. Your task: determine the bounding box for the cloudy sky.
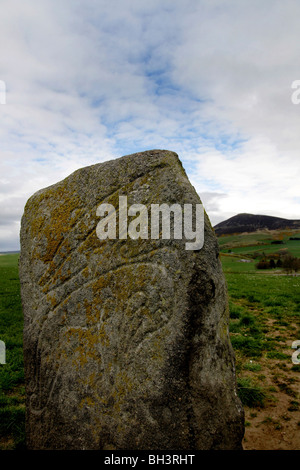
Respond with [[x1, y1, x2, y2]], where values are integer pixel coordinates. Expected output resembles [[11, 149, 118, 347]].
[[1, 0, 300, 251]]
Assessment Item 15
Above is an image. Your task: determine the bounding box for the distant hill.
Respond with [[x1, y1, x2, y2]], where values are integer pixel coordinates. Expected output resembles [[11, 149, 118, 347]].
[[214, 213, 300, 236]]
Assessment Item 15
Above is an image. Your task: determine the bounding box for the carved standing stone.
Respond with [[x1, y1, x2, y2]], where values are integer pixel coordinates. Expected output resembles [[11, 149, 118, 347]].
[[20, 150, 244, 450]]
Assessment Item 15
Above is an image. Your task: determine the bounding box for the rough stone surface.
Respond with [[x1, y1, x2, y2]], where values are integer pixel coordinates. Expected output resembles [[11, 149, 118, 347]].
[[20, 149, 244, 450]]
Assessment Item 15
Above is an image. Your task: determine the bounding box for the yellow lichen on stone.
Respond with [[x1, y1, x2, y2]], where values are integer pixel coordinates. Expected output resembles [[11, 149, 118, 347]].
[[85, 298, 100, 326], [47, 292, 57, 308], [65, 327, 100, 367], [31, 184, 82, 264], [79, 396, 95, 409]]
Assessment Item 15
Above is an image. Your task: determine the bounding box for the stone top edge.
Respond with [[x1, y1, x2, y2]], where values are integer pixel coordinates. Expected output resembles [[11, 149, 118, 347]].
[[26, 149, 183, 202]]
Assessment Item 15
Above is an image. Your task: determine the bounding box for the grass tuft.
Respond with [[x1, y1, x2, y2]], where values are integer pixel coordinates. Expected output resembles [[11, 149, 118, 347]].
[[237, 377, 266, 408]]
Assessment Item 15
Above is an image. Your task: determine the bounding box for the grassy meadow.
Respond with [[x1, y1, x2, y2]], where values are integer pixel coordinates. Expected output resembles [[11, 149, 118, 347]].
[[219, 230, 300, 449], [0, 254, 25, 449], [0, 229, 299, 449]]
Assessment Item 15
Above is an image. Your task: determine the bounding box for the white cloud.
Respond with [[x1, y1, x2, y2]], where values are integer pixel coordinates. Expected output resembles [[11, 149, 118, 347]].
[[0, 0, 300, 249]]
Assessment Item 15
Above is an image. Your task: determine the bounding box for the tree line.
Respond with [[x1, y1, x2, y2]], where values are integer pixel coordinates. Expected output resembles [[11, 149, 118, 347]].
[[256, 253, 300, 273]]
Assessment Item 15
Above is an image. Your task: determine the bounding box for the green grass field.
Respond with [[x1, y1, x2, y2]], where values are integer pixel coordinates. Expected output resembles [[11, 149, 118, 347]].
[[219, 231, 300, 448], [0, 235, 299, 449], [218, 230, 300, 259], [0, 254, 25, 450]]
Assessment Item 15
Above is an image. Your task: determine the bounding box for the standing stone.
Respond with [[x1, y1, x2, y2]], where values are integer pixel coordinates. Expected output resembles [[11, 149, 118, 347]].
[[20, 150, 244, 450]]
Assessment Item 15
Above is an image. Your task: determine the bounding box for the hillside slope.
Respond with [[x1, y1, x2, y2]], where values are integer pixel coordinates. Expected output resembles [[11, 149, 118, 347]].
[[214, 213, 300, 236]]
